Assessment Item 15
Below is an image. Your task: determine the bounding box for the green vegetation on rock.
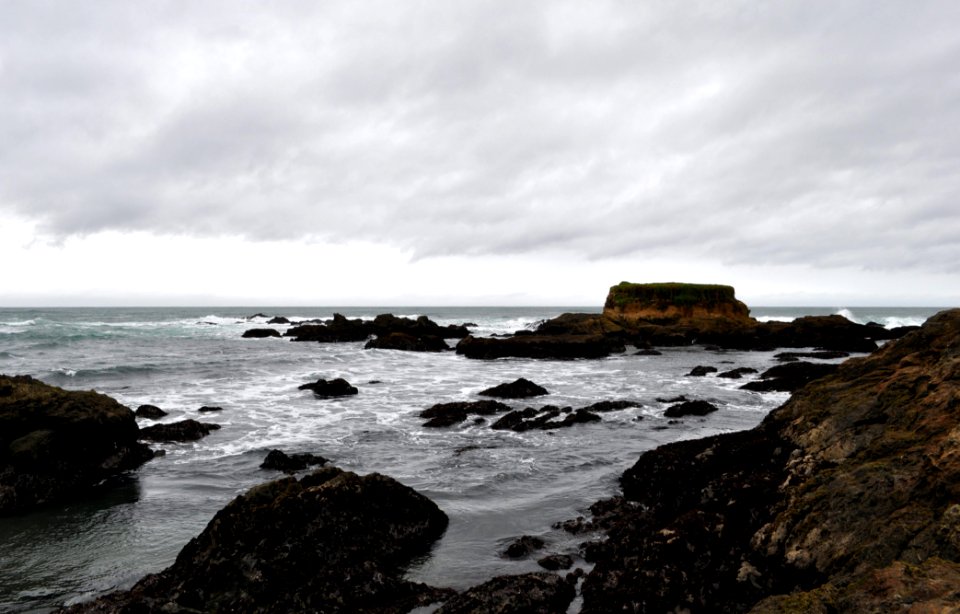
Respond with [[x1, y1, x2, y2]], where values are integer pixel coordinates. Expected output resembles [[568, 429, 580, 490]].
[[605, 282, 738, 310]]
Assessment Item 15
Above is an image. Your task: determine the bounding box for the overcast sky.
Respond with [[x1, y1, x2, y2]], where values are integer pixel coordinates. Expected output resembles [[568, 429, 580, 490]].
[[2, 1, 958, 306]]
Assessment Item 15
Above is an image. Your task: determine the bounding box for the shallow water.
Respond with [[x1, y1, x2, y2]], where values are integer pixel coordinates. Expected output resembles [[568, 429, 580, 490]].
[[0, 306, 937, 612]]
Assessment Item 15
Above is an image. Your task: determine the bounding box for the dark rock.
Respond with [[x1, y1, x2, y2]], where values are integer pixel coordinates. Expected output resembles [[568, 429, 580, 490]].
[[242, 328, 281, 338], [687, 365, 718, 376], [364, 332, 449, 352], [663, 400, 719, 418], [717, 367, 758, 379], [502, 535, 546, 559], [267, 316, 290, 325], [135, 404, 167, 419], [260, 449, 328, 473], [479, 378, 548, 399], [137, 419, 221, 442], [434, 572, 575, 614], [287, 313, 469, 343], [456, 334, 625, 360], [656, 395, 688, 403], [580, 400, 641, 412], [740, 361, 839, 393], [298, 377, 359, 398], [197, 405, 223, 413], [491, 405, 601, 431], [538, 554, 575, 571], [634, 348, 663, 355], [578, 309, 960, 613], [64, 466, 452, 613], [0, 375, 155, 515], [247, 312, 269, 319], [420, 400, 511, 428]]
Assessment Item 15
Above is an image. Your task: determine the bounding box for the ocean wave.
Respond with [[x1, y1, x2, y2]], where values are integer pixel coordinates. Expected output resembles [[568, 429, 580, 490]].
[[753, 316, 795, 323], [0, 319, 36, 327]]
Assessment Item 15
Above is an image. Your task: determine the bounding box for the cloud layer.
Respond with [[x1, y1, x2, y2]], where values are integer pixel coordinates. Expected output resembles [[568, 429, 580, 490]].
[[2, 1, 959, 275]]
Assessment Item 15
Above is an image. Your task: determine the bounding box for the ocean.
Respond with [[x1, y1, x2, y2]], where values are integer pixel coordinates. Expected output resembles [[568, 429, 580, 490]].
[[0, 306, 939, 612]]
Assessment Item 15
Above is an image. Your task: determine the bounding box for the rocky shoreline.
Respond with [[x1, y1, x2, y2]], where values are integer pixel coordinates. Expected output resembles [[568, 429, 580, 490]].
[[3, 284, 955, 612]]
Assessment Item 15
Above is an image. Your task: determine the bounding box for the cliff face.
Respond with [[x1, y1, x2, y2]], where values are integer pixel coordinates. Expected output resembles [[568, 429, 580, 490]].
[[602, 281, 753, 325], [582, 308, 960, 613]]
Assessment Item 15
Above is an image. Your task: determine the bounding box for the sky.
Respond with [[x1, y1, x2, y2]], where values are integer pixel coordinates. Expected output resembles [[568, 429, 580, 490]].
[[1, 1, 958, 307]]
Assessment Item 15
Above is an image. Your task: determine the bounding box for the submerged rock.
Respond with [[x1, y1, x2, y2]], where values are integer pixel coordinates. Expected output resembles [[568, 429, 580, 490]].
[[134, 404, 167, 419], [420, 400, 511, 428], [260, 449, 328, 473], [64, 466, 452, 613], [717, 367, 758, 379], [298, 377, 359, 398], [579, 309, 960, 612], [137, 419, 221, 442], [479, 378, 549, 399], [242, 328, 281, 338], [0, 375, 155, 515]]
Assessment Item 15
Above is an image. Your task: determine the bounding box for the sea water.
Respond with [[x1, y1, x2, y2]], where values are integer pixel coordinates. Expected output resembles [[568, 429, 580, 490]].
[[0, 306, 939, 612]]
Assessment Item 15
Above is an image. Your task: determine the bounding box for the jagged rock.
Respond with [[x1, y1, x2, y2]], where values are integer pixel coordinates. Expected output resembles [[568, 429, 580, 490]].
[[0, 375, 155, 515], [663, 400, 719, 418], [63, 466, 452, 613], [491, 406, 601, 432], [419, 401, 511, 428], [287, 313, 469, 343], [455, 334, 625, 360], [717, 367, 758, 379], [502, 535, 546, 559], [740, 361, 839, 393], [242, 328, 281, 338], [578, 309, 960, 613], [434, 572, 575, 614], [135, 404, 167, 419], [688, 365, 718, 376], [538, 554, 575, 571], [364, 333, 449, 352], [137, 419, 221, 442], [298, 378, 359, 398], [260, 449, 328, 473], [479, 378, 548, 399]]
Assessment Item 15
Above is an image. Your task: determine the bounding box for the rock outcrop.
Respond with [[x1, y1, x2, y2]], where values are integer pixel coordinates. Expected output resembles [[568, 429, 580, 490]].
[[578, 308, 960, 612], [478, 378, 549, 399], [456, 334, 625, 359], [603, 281, 753, 326], [433, 572, 575, 614], [241, 328, 281, 338], [287, 313, 469, 343], [364, 332, 450, 352], [0, 375, 155, 515], [64, 466, 452, 613], [298, 377, 359, 398], [138, 419, 221, 442]]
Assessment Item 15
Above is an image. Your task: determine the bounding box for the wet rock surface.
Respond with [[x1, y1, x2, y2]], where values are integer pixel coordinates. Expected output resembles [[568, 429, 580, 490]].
[[420, 400, 511, 428], [137, 419, 221, 442], [478, 377, 549, 399], [298, 377, 359, 398], [456, 334, 626, 359], [134, 404, 167, 419], [740, 361, 839, 392], [364, 332, 450, 352], [662, 399, 719, 417], [241, 328, 281, 338], [63, 466, 452, 613], [0, 375, 155, 515], [287, 313, 469, 343], [259, 449, 328, 473], [577, 309, 960, 612]]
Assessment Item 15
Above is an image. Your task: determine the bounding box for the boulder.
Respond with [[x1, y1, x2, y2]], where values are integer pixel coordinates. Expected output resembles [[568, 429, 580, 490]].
[[501, 535, 546, 559], [0, 375, 155, 515], [717, 367, 758, 379], [135, 404, 167, 419], [434, 572, 575, 614], [267, 316, 291, 325], [419, 401, 511, 428], [197, 405, 222, 413], [364, 333, 449, 352], [64, 466, 452, 613], [538, 554, 575, 571], [260, 449, 328, 473], [137, 419, 221, 442], [298, 378, 359, 398], [242, 328, 281, 338], [478, 378, 548, 399], [687, 365, 718, 377], [578, 309, 960, 612], [663, 400, 719, 418], [455, 334, 625, 360]]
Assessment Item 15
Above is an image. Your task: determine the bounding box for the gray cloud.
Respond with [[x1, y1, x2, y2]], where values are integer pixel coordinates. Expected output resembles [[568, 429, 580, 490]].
[[1, 0, 959, 274]]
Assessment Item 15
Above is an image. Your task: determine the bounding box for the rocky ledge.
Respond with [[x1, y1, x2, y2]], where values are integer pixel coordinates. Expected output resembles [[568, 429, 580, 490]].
[[576, 308, 960, 612], [0, 375, 155, 515], [286, 313, 469, 344], [63, 466, 453, 613]]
